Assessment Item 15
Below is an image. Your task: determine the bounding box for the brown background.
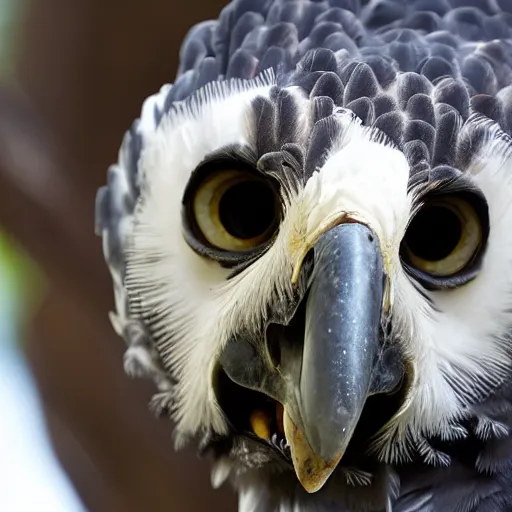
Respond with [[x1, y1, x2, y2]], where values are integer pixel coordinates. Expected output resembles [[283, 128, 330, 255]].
[[0, 1, 237, 510]]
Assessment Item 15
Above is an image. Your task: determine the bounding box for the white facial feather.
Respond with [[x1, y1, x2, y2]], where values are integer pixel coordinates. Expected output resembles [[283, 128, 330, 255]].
[[301, 114, 411, 262], [127, 74, 288, 435], [123, 74, 512, 469]]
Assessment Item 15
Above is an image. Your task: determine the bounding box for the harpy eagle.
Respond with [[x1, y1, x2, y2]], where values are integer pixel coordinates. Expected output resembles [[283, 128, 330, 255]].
[[95, 0, 512, 510]]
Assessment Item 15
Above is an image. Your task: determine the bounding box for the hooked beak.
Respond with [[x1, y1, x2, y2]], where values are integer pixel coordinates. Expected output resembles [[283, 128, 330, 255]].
[[218, 223, 404, 494], [285, 223, 386, 492]]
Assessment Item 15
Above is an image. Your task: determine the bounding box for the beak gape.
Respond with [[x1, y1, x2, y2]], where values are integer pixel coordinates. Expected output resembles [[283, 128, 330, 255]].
[[219, 223, 404, 493]]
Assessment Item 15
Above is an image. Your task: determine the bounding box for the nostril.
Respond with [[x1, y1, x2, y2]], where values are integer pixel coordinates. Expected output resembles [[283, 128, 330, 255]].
[[266, 323, 284, 368], [368, 233, 374, 242], [268, 335, 282, 368]]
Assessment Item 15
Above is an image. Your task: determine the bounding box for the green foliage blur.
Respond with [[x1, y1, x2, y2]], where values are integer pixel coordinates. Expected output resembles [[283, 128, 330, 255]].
[[0, 234, 43, 347]]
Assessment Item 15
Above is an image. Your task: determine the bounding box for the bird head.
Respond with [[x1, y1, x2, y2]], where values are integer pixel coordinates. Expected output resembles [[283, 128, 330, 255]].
[[95, 4, 512, 510]]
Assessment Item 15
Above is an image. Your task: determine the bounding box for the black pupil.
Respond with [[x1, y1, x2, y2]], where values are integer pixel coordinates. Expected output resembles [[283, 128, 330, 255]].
[[404, 205, 462, 261], [218, 180, 276, 239]]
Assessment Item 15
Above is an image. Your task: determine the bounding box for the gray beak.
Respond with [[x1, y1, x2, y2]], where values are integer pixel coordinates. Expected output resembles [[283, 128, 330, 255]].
[[284, 223, 386, 492]]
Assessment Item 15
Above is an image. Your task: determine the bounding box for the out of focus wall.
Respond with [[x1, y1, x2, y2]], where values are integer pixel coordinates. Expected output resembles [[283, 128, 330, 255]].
[[0, 1, 236, 511]]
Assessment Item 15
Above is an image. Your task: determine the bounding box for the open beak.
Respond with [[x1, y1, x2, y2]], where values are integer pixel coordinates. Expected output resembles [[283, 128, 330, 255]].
[[219, 223, 402, 494], [284, 223, 385, 492]]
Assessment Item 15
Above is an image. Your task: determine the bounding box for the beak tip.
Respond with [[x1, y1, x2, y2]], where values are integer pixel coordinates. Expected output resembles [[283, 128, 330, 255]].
[[294, 456, 342, 494], [284, 411, 343, 494]]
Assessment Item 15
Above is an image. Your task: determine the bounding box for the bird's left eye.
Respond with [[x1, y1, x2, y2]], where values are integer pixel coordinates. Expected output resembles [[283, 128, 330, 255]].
[[191, 169, 279, 252], [402, 197, 483, 277]]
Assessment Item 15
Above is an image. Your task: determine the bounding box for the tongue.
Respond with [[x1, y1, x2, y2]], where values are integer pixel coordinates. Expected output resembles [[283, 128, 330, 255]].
[[250, 410, 272, 440]]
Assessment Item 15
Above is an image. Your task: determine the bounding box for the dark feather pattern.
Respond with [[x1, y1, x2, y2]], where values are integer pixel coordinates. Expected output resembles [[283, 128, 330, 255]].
[[95, 1, 512, 510]]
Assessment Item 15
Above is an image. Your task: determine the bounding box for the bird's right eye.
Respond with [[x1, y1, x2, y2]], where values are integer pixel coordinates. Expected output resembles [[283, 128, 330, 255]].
[[191, 169, 280, 252]]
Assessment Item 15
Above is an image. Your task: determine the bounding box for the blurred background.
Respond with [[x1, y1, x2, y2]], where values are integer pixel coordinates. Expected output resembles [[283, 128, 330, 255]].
[[0, 1, 236, 510]]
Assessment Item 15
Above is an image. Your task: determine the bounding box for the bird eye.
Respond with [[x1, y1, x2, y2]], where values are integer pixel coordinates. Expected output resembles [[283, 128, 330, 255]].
[[192, 169, 279, 252], [402, 197, 483, 277]]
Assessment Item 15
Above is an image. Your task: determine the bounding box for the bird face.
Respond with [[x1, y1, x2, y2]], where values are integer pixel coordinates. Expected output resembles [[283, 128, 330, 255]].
[[98, 65, 512, 501]]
